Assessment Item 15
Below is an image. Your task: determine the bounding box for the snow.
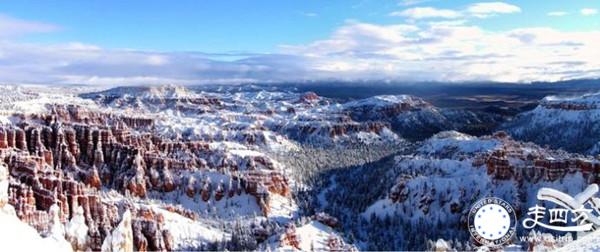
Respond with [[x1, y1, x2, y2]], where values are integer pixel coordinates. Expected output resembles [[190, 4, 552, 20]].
[[355, 128, 400, 145], [0, 205, 73, 252], [99, 190, 230, 250], [434, 239, 451, 251], [101, 209, 134, 252], [363, 157, 492, 222], [279, 221, 340, 251], [0, 164, 8, 205], [88, 85, 199, 101], [152, 207, 227, 249], [528, 104, 600, 123], [543, 92, 600, 105], [342, 94, 415, 109], [557, 229, 600, 252], [504, 92, 600, 154], [229, 148, 267, 158], [0, 163, 72, 252], [364, 133, 591, 236], [296, 221, 333, 251], [267, 193, 299, 223], [170, 191, 263, 219], [0, 84, 100, 124], [418, 130, 500, 156], [65, 206, 89, 250]]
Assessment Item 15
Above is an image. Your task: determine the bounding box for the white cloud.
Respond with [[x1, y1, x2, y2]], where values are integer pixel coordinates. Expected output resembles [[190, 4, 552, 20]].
[[1, 21, 600, 85], [390, 7, 462, 19], [547, 11, 568, 17], [0, 41, 317, 86], [0, 14, 59, 37], [391, 2, 521, 21], [467, 2, 521, 18], [281, 22, 600, 83], [398, 0, 433, 7], [0, 12, 598, 85], [581, 8, 598, 16]]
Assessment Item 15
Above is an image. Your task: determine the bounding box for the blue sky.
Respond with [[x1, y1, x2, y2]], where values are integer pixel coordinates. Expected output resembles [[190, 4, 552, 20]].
[[1, 0, 598, 53], [0, 1, 599, 85]]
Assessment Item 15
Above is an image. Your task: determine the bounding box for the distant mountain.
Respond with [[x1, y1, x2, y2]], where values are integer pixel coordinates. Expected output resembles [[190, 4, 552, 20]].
[[337, 94, 505, 140], [503, 92, 600, 155]]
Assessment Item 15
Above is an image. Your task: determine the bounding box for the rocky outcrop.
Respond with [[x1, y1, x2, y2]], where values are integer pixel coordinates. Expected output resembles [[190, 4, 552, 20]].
[[66, 206, 90, 251], [503, 93, 600, 155], [101, 210, 134, 252], [0, 162, 72, 252], [0, 162, 8, 208], [280, 224, 300, 250], [342, 95, 432, 120], [473, 135, 600, 182], [131, 207, 173, 252], [81, 86, 224, 114], [0, 92, 294, 250], [326, 235, 356, 251], [314, 212, 339, 228]]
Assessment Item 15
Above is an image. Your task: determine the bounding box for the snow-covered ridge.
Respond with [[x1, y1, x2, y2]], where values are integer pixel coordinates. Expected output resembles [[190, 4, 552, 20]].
[[361, 131, 600, 250], [542, 92, 600, 105], [82, 84, 201, 100], [418, 130, 500, 157], [343, 94, 414, 107], [0, 85, 100, 124], [504, 91, 600, 154]]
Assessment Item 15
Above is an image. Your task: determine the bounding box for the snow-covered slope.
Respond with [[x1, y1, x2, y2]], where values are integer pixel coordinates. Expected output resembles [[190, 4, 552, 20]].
[[504, 92, 600, 155], [0, 85, 100, 124], [0, 163, 71, 252], [417, 130, 500, 158], [6, 83, 599, 251], [265, 219, 355, 251], [362, 131, 598, 249], [337, 95, 505, 140], [82, 86, 402, 147], [557, 229, 600, 252], [0, 207, 72, 252], [306, 130, 600, 250], [0, 84, 371, 251]]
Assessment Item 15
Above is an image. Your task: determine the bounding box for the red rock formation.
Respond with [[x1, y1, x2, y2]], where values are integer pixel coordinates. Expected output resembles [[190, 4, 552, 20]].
[[298, 92, 321, 104], [326, 235, 356, 251], [314, 212, 339, 228], [185, 176, 196, 198], [295, 121, 390, 139], [0, 127, 8, 149], [214, 180, 225, 201], [87, 165, 102, 189], [0, 99, 294, 250], [200, 178, 211, 202], [281, 224, 301, 250], [481, 146, 598, 182]]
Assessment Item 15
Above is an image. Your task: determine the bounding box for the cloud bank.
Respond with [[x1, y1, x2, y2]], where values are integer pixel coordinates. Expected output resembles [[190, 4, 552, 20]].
[[0, 4, 599, 86], [390, 7, 462, 19], [0, 14, 58, 38], [580, 8, 598, 16], [466, 2, 521, 18]]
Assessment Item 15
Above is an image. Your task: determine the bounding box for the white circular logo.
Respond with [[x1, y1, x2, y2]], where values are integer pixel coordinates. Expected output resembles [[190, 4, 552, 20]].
[[468, 197, 516, 247]]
